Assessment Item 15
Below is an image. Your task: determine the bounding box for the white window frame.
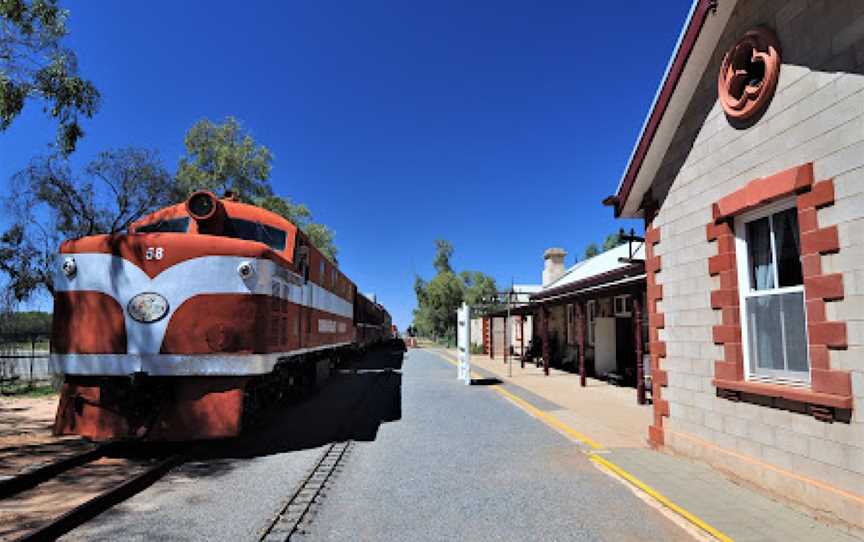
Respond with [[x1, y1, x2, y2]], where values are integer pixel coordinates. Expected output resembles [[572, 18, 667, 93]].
[[734, 197, 810, 386], [614, 295, 632, 317]]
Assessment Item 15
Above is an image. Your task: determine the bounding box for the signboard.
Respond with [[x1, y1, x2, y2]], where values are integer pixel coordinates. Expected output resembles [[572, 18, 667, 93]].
[[456, 302, 471, 385]]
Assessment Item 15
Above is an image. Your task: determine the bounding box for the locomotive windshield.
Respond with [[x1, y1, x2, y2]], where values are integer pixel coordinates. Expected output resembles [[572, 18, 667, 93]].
[[136, 217, 190, 233], [222, 218, 287, 251]]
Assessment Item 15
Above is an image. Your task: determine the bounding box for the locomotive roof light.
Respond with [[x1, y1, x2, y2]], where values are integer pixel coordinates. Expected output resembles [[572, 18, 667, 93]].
[[237, 260, 255, 280], [186, 191, 219, 221], [61, 257, 77, 278]]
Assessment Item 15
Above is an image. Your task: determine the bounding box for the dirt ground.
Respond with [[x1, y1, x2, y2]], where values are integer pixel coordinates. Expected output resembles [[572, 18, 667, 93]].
[[0, 456, 146, 541], [0, 395, 91, 478], [0, 395, 110, 540]]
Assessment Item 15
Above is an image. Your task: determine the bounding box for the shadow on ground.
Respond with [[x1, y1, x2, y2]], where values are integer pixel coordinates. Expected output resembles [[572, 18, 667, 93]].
[[470, 378, 502, 386], [191, 343, 404, 467]]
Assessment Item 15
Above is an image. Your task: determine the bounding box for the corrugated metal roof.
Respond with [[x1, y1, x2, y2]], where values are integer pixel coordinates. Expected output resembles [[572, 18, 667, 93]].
[[542, 243, 645, 291]]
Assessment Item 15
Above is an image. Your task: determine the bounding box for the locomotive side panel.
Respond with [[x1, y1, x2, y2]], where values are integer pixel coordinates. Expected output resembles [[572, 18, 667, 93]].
[[50, 192, 386, 442]]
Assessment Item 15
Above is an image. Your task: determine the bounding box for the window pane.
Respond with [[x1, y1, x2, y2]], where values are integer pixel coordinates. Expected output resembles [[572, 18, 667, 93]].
[[137, 217, 189, 233], [746, 292, 809, 377], [221, 218, 286, 251], [781, 291, 809, 373], [746, 217, 774, 290], [772, 208, 803, 287], [262, 224, 287, 251], [746, 295, 784, 372]]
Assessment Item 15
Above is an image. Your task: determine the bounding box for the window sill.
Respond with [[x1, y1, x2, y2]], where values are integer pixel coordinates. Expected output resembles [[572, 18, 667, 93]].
[[713, 379, 852, 409]]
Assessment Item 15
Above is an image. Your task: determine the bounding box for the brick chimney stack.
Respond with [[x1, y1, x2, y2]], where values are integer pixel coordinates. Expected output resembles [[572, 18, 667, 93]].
[[543, 248, 567, 286]]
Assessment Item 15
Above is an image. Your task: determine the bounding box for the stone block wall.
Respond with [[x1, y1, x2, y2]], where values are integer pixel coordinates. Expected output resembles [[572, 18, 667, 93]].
[[649, 0, 864, 528]]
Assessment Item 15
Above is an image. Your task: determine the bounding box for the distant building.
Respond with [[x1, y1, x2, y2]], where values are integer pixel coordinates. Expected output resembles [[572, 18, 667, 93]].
[[471, 284, 540, 357], [529, 243, 649, 402]]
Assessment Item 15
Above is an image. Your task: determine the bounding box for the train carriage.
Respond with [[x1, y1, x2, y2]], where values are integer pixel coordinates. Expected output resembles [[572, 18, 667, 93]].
[[51, 191, 392, 441]]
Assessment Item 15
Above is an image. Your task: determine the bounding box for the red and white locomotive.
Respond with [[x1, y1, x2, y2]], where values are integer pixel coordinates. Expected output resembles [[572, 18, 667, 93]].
[[51, 191, 393, 441]]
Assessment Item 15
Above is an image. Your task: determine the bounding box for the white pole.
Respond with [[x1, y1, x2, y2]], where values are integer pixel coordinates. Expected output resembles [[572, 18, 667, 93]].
[[456, 302, 471, 385]]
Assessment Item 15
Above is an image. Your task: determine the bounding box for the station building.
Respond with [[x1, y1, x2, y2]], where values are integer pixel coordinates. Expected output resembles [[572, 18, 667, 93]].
[[471, 284, 539, 357], [528, 244, 650, 404], [607, 0, 864, 528]]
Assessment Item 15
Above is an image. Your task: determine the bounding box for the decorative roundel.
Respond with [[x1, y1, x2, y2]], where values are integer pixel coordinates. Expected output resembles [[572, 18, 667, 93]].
[[718, 27, 781, 121]]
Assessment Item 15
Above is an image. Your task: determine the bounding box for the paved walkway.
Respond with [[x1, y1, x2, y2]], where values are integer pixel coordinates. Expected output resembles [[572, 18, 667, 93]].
[[61, 347, 688, 541], [305, 349, 691, 541], [429, 347, 864, 542]]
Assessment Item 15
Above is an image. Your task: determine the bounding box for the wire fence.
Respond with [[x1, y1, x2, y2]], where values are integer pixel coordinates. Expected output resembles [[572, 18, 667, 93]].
[[0, 345, 53, 394]]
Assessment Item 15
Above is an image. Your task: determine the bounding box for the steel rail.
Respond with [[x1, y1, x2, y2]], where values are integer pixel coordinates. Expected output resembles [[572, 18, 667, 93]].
[[12, 451, 189, 542], [259, 441, 352, 542], [259, 350, 400, 540], [0, 443, 113, 499]]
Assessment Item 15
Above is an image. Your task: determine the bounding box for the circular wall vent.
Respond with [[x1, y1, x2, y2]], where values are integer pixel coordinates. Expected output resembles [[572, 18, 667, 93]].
[[718, 27, 782, 121]]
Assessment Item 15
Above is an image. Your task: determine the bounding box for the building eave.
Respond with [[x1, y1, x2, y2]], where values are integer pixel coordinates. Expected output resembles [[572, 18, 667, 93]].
[[613, 0, 737, 218], [530, 262, 645, 302]]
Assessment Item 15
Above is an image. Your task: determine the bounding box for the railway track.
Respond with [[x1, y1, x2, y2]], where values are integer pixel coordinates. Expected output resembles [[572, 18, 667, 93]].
[[0, 443, 190, 542], [259, 441, 353, 541], [259, 362, 400, 541]]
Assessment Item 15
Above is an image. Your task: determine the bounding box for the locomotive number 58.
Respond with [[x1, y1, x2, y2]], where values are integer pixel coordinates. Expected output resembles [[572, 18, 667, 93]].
[[145, 247, 165, 260]]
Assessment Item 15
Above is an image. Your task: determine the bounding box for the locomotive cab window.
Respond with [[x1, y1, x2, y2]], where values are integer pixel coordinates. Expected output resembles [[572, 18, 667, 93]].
[[136, 217, 190, 233], [221, 218, 286, 251]]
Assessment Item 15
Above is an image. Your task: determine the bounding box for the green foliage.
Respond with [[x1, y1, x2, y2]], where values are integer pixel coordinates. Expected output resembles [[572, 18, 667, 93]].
[[460, 270, 497, 307], [176, 117, 273, 200], [602, 231, 625, 251], [257, 195, 338, 263], [433, 239, 453, 274], [177, 117, 338, 262], [0, 111, 340, 300], [0, 310, 51, 342], [581, 231, 627, 261], [0, 149, 173, 298], [0, 0, 100, 154], [411, 240, 498, 340], [300, 223, 337, 264], [0, 382, 56, 397]]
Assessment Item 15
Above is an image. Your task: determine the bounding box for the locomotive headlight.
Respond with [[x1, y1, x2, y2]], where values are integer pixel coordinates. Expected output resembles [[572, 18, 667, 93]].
[[61, 257, 77, 278], [127, 293, 169, 323], [187, 191, 217, 220], [237, 261, 255, 280]]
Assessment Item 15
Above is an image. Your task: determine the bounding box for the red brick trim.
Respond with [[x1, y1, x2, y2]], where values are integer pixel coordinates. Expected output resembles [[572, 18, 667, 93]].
[[712, 163, 814, 220], [707, 162, 852, 419], [712, 379, 852, 409], [645, 224, 667, 446]]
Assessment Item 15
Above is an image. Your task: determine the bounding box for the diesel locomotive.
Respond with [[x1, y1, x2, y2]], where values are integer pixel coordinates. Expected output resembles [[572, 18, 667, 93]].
[[50, 191, 393, 441]]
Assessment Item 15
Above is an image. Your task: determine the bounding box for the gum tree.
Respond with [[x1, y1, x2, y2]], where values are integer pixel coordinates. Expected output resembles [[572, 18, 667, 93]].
[[0, 0, 100, 154]]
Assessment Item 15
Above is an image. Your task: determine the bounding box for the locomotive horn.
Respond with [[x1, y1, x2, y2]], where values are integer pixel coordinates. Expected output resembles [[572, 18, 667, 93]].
[[186, 191, 225, 234]]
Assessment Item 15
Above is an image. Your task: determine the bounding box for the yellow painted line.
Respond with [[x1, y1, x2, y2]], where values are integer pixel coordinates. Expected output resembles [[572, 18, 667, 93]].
[[590, 454, 734, 542], [424, 348, 734, 541]]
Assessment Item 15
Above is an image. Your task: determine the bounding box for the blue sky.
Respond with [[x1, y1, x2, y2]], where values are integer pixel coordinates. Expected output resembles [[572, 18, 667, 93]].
[[0, 0, 692, 328]]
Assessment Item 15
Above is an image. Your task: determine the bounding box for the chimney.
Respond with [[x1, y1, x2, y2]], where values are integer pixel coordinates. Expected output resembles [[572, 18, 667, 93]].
[[543, 248, 567, 286]]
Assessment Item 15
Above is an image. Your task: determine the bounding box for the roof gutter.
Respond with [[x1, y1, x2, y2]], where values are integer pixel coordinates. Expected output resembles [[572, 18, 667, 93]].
[[609, 0, 718, 217], [530, 262, 644, 302]]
